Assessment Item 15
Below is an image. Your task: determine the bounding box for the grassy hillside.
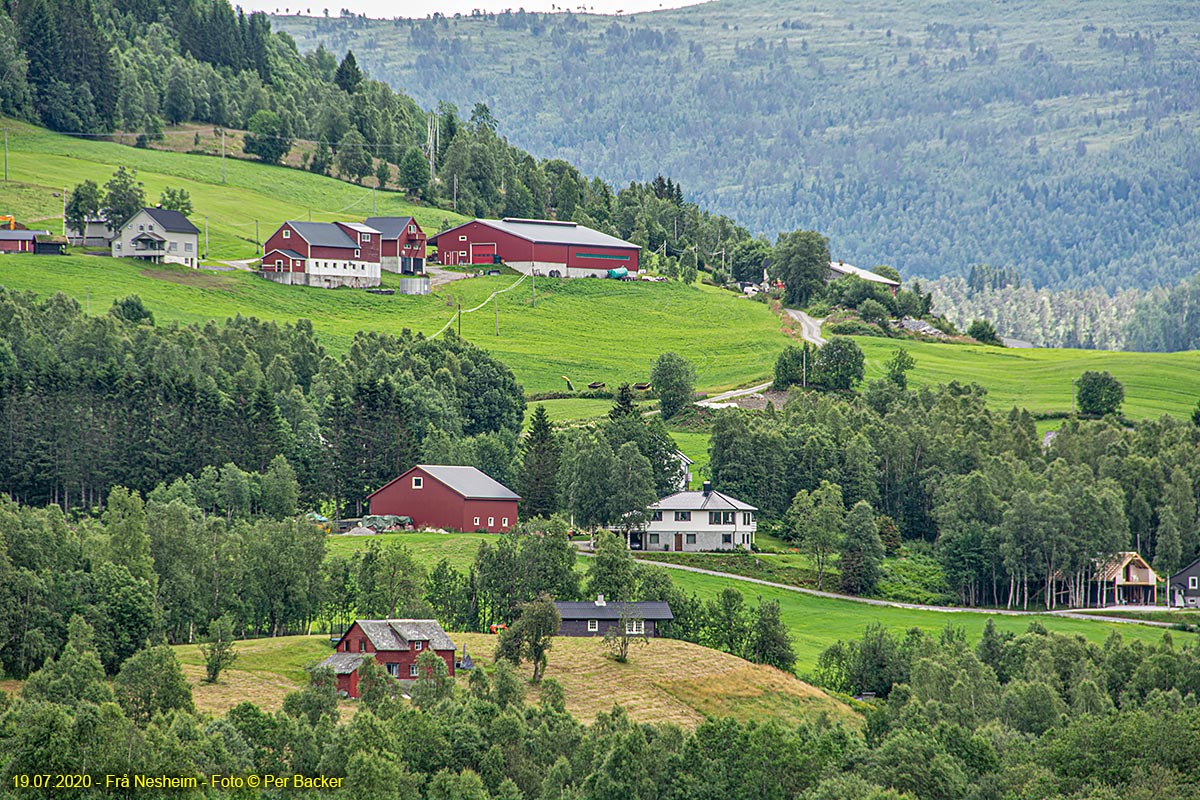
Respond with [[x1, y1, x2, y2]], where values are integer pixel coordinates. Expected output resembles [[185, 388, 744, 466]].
[[275, 1, 1200, 291], [0, 119, 466, 260], [0, 255, 786, 393], [324, 531, 497, 569], [173, 632, 858, 727]]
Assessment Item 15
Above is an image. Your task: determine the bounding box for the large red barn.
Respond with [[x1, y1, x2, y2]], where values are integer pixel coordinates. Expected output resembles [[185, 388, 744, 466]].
[[429, 217, 640, 277], [318, 619, 456, 698], [367, 465, 519, 533]]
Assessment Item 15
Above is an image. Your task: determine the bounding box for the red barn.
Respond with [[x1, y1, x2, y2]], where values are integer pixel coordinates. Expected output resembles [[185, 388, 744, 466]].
[[429, 218, 640, 277], [367, 465, 519, 533], [318, 619, 455, 698], [0, 230, 49, 253], [261, 221, 382, 288], [364, 216, 427, 274]]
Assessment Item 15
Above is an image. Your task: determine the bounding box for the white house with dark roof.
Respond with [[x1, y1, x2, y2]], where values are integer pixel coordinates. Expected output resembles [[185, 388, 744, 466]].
[[110, 208, 200, 267], [638, 481, 757, 552]]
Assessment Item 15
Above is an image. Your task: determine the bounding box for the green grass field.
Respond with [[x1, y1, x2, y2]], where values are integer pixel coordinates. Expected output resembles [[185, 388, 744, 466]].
[[667, 430, 712, 489], [323, 531, 498, 570], [662, 568, 1179, 674], [0, 118, 466, 260]]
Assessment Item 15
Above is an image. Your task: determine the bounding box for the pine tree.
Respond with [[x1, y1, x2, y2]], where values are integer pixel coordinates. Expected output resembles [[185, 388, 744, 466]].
[[518, 405, 559, 518], [609, 383, 637, 420], [334, 50, 362, 93], [839, 500, 885, 595]]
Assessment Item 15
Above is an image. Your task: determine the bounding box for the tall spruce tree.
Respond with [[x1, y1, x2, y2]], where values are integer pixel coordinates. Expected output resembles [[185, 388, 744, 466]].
[[519, 405, 559, 518]]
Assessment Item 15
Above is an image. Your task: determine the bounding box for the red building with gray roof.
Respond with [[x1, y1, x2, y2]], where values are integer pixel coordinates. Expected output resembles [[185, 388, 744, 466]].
[[319, 618, 456, 697], [261, 220, 381, 288], [367, 465, 520, 533], [364, 216, 426, 274], [428, 217, 640, 277]]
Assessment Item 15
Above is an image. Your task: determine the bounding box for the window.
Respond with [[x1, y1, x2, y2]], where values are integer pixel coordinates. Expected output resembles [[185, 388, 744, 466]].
[[686, 533, 696, 545], [502, 518, 509, 526], [1191, 577, 1199, 590], [649, 533, 659, 544], [409, 224, 417, 233], [362, 233, 370, 242], [412, 476, 423, 489], [722, 533, 732, 545], [708, 511, 735, 525], [386, 663, 398, 676], [359, 640, 366, 652], [625, 619, 645, 635], [355, 249, 360, 258], [282, 229, 290, 239], [743, 512, 753, 525], [115, 242, 121, 250], [169, 242, 177, 252], [587, 619, 598, 632], [488, 517, 494, 526], [148, 225, 154, 231], [409, 664, 418, 677], [459, 250, 467, 257], [185, 242, 193, 252], [651, 510, 662, 522], [138, 225, 144, 231], [474, 517, 480, 526], [459, 234, 467, 241], [414, 641, 423, 651], [674, 511, 691, 522]]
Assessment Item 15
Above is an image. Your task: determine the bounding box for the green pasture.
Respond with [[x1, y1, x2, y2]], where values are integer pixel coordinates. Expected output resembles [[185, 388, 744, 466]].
[[323, 531, 498, 571], [667, 430, 712, 489], [663, 569, 1179, 673], [854, 336, 1200, 421], [0, 255, 787, 393], [0, 118, 466, 260]]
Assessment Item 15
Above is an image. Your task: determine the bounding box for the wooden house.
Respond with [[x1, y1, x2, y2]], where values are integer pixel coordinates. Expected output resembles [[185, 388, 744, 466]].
[[1168, 555, 1200, 608], [317, 618, 455, 698], [367, 465, 519, 533], [553, 596, 673, 638]]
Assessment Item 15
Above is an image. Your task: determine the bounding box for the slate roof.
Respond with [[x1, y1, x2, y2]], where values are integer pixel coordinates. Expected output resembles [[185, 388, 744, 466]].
[[363, 216, 416, 239], [369, 465, 520, 501], [318, 652, 369, 674], [287, 221, 358, 249], [141, 207, 200, 234], [829, 260, 899, 287], [433, 218, 640, 250], [650, 489, 757, 512], [265, 248, 307, 260], [349, 619, 456, 652], [554, 600, 674, 621]]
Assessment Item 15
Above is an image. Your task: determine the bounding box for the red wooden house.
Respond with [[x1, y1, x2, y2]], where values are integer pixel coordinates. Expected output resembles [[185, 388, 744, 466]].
[[318, 619, 456, 698], [428, 217, 640, 277], [364, 216, 426, 274], [367, 465, 519, 533], [261, 221, 382, 288]]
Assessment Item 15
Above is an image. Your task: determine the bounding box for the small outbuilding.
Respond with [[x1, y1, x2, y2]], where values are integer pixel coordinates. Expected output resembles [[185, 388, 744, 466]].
[[319, 618, 456, 698], [1168, 555, 1200, 608], [0, 230, 51, 253], [1092, 551, 1158, 606], [554, 596, 673, 638], [367, 464, 519, 533]]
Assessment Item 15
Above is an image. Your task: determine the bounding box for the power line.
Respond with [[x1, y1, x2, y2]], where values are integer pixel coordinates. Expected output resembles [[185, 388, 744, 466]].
[[430, 273, 529, 339]]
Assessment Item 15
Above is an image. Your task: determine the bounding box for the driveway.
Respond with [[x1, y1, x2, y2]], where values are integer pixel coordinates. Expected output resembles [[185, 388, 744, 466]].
[[696, 382, 773, 408], [784, 308, 826, 346], [426, 266, 471, 288]]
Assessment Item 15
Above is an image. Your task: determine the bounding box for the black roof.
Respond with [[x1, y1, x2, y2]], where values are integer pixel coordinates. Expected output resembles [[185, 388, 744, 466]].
[[142, 207, 200, 234], [554, 600, 673, 621]]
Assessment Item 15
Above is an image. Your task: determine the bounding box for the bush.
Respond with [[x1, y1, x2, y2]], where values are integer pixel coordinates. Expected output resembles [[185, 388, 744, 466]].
[[827, 320, 886, 337]]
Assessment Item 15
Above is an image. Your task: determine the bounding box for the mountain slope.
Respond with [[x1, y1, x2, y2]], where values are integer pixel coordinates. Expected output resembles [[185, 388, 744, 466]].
[[274, 0, 1200, 291]]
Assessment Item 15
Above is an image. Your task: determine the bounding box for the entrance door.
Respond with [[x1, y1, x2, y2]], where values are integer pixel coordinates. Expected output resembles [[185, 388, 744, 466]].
[[471, 242, 497, 264], [674, 533, 683, 551]]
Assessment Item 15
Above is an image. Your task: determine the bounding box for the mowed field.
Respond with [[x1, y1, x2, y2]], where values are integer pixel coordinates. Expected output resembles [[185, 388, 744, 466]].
[[323, 531, 498, 570], [0, 118, 466, 260], [0, 255, 787, 393]]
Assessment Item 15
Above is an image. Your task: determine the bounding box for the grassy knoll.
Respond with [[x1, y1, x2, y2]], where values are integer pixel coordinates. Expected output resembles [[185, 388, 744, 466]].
[[0, 255, 787, 393], [323, 531, 497, 570], [0, 118, 465, 260], [854, 336, 1200, 421], [662, 569, 1182, 674], [174, 634, 333, 716]]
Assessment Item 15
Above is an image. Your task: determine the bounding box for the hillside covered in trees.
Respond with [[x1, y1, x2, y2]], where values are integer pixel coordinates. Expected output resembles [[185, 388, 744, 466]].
[[275, 0, 1200, 292]]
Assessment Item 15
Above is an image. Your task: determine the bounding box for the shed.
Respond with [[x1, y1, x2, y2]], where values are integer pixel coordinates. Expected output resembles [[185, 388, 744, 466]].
[[554, 596, 673, 638]]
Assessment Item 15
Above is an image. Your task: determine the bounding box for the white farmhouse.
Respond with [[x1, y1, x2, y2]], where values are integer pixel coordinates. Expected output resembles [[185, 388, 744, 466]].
[[639, 482, 756, 552], [111, 208, 200, 267]]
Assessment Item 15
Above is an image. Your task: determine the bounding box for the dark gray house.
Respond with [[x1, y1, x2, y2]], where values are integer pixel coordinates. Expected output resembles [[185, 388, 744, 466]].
[[554, 596, 673, 638], [1169, 556, 1200, 608]]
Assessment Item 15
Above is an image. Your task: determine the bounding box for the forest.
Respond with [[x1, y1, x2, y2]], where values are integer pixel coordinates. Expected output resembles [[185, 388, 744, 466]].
[[275, 1, 1200, 293]]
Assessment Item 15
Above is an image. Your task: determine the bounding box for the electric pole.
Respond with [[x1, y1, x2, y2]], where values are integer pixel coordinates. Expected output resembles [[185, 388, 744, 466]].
[[221, 130, 226, 184], [204, 217, 209, 263], [456, 303, 461, 337], [532, 270, 536, 307], [495, 293, 499, 336], [255, 219, 259, 249]]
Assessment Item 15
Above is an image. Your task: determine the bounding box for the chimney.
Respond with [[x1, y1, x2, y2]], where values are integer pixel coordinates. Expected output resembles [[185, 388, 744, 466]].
[[595, 594, 606, 607], [702, 481, 712, 496]]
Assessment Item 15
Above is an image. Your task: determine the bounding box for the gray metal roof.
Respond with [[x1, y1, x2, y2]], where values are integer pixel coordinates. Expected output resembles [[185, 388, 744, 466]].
[[829, 260, 899, 286], [436, 218, 640, 250], [650, 489, 757, 512], [554, 600, 674, 621], [143, 207, 200, 234], [318, 653, 369, 674], [0, 230, 47, 241], [287, 221, 358, 249], [265, 248, 307, 260], [363, 216, 415, 239], [418, 465, 520, 500], [339, 222, 381, 234], [353, 619, 456, 652]]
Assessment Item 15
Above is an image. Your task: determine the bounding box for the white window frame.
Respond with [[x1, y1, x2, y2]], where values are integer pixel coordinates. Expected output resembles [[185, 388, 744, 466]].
[[412, 477, 423, 489], [355, 249, 360, 258], [625, 619, 645, 635], [386, 663, 398, 676], [362, 233, 371, 242], [459, 234, 467, 241], [743, 512, 753, 525], [282, 229, 291, 239], [409, 664, 418, 677], [459, 250, 467, 257], [1191, 576, 1198, 590], [502, 518, 509, 526], [674, 511, 691, 522], [488, 517, 494, 527], [651, 510, 662, 521], [587, 619, 598, 632], [473, 517, 480, 526], [414, 641, 422, 651]]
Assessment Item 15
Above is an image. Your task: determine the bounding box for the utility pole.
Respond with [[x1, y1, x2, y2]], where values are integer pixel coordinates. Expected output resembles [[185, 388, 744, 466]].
[[495, 293, 499, 336], [221, 130, 226, 184], [3, 129, 8, 181], [453, 175, 458, 211], [372, 185, 376, 214], [62, 187, 67, 236], [456, 303, 461, 337], [204, 217, 209, 262], [532, 269, 536, 307], [255, 219, 259, 249]]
